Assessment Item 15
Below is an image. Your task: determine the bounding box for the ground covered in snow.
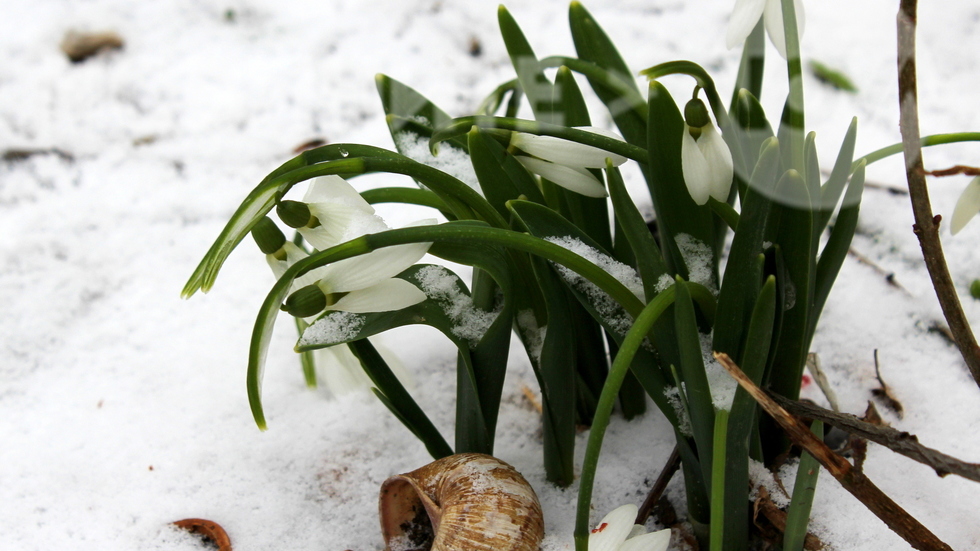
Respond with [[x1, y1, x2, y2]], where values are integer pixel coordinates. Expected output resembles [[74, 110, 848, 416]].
[[2, 1, 979, 549]]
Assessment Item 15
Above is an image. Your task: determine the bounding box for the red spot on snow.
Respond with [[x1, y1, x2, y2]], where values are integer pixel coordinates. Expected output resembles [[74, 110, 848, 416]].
[[801, 374, 812, 388], [591, 523, 608, 534]]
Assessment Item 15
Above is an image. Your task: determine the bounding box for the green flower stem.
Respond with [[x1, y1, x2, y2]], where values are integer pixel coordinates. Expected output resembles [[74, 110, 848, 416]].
[[248, 222, 656, 428], [781, 0, 805, 174], [476, 78, 520, 116], [574, 285, 679, 551], [710, 409, 730, 551], [358, 187, 454, 217], [708, 197, 740, 231], [539, 55, 649, 121], [856, 132, 980, 170], [639, 61, 728, 129], [429, 116, 649, 164], [182, 150, 507, 298]]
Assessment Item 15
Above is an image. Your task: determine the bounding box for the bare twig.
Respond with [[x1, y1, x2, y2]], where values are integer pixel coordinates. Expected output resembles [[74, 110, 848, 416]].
[[806, 353, 840, 412], [920, 165, 980, 177], [636, 446, 680, 525], [897, 0, 980, 388], [846, 248, 912, 296], [872, 350, 904, 418], [767, 393, 980, 483], [715, 352, 955, 551]]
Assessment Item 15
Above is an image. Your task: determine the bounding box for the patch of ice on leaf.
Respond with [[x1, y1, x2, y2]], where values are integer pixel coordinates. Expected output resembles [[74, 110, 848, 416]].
[[675, 233, 716, 292], [664, 385, 693, 436], [516, 309, 547, 363], [416, 265, 498, 346], [700, 332, 737, 410], [395, 132, 480, 192], [299, 311, 365, 347]]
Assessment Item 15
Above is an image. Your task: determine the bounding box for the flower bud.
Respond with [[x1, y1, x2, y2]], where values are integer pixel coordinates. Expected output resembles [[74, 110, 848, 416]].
[[277, 200, 315, 229], [684, 98, 711, 137], [251, 216, 286, 255], [971, 279, 980, 300], [281, 284, 327, 318]]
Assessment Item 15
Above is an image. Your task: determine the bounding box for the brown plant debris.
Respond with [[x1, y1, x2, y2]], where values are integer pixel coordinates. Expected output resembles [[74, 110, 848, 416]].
[[871, 350, 904, 418], [521, 384, 543, 414], [920, 164, 980, 177], [636, 446, 680, 525], [752, 486, 826, 550], [61, 30, 124, 63], [768, 393, 980, 483], [3, 148, 74, 163], [293, 138, 328, 153], [172, 518, 233, 551], [847, 248, 911, 296], [715, 351, 955, 551]]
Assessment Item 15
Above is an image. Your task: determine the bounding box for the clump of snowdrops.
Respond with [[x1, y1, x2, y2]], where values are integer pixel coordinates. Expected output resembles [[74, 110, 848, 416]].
[[183, 2, 980, 549]]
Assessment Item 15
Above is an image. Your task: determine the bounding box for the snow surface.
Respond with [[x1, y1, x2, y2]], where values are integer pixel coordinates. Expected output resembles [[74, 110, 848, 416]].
[[2, 0, 980, 550]]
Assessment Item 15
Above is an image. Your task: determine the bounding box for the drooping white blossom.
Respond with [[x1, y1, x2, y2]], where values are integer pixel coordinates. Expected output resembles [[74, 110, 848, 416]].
[[726, 0, 805, 60], [951, 176, 980, 235], [681, 105, 734, 206], [511, 126, 629, 198]]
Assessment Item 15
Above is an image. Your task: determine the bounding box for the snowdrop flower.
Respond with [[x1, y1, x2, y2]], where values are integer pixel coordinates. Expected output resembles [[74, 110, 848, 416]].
[[251, 216, 323, 291], [680, 97, 733, 206], [951, 176, 980, 235], [510, 126, 628, 198], [281, 239, 431, 318], [589, 504, 671, 551], [276, 175, 388, 251], [726, 0, 805, 60]]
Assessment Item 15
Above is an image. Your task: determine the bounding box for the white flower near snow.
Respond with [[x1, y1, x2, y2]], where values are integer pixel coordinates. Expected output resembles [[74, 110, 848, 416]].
[[510, 126, 628, 198], [681, 99, 734, 206], [726, 0, 805, 60], [296, 175, 389, 251], [589, 504, 671, 551], [951, 176, 980, 235]]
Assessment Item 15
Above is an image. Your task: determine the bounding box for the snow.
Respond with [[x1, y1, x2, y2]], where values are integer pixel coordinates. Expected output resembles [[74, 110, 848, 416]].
[[415, 264, 498, 345], [2, 0, 980, 550]]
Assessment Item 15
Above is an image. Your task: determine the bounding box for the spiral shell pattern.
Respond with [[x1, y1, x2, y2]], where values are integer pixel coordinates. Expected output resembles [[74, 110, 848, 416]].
[[379, 453, 544, 551]]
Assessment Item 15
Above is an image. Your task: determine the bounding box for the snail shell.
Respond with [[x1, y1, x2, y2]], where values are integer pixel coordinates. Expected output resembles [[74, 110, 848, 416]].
[[379, 453, 544, 551]]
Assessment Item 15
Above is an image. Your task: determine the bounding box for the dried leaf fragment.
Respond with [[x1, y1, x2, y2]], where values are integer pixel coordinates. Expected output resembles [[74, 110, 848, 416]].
[[172, 518, 232, 551], [61, 30, 124, 63], [872, 350, 904, 418]]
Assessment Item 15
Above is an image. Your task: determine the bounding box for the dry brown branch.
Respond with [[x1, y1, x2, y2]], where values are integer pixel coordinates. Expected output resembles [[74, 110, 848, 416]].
[[920, 165, 980, 177], [715, 352, 954, 551], [767, 393, 980, 483], [871, 350, 904, 418], [897, 0, 980, 388], [636, 446, 680, 525]]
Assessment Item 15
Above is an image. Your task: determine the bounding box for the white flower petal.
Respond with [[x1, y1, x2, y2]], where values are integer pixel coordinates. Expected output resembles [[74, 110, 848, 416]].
[[696, 125, 735, 203], [726, 0, 767, 49], [681, 128, 712, 206], [763, 0, 805, 59], [314, 345, 372, 396], [589, 505, 638, 551], [627, 524, 648, 539], [328, 278, 427, 313], [302, 201, 389, 251], [304, 175, 375, 213], [320, 242, 431, 293], [511, 129, 627, 168], [951, 176, 980, 235], [517, 156, 608, 198], [619, 528, 672, 551], [266, 242, 327, 290]]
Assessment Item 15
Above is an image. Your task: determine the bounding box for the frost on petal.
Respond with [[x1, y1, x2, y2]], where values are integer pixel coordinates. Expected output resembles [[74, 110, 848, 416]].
[[697, 125, 734, 202], [589, 505, 637, 551], [726, 0, 767, 49], [951, 176, 980, 235], [327, 278, 427, 313], [681, 129, 712, 206], [763, 0, 805, 59], [320, 242, 431, 293], [517, 156, 608, 198], [619, 529, 672, 551], [511, 130, 627, 168]]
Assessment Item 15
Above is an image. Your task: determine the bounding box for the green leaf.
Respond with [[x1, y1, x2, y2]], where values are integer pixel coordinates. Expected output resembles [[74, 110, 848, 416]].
[[729, 89, 774, 191], [809, 60, 858, 93], [605, 163, 669, 300], [818, 117, 858, 230], [712, 138, 781, 362], [476, 78, 520, 116], [783, 421, 824, 551], [497, 5, 559, 124], [348, 338, 454, 460], [808, 161, 864, 348], [359, 186, 455, 220], [765, 169, 814, 404], [674, 275, 716, 489], [710, 409, 730, 551], [730, 19, 766, 108], [375, 73, 467, 152]]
